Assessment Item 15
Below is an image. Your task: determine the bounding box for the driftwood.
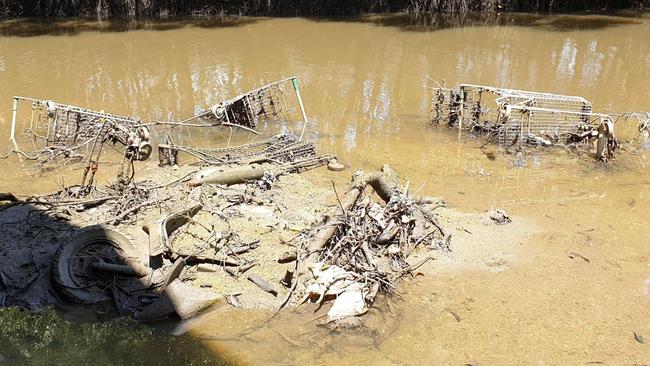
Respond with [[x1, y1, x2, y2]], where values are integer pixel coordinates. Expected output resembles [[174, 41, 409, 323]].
[[356, 165, 400, 204], [306, 166, 399, 260], [190, 164, 268, 186], [238, 261, 258, 274], [278, 251, 297, 263], [0, 193, 19, 202], [280, 269, 294, 288], [224, 241, 259, 255], [197, 264, 219, 272], [172, 248, 241, 266], [247, 273, 278, 296]]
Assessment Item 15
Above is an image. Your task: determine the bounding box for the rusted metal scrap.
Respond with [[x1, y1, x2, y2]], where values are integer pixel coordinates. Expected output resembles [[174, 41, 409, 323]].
[[165, 134, 334, 187], [431, 83, 618, 161], [7, 96, 152, 194], [159, 134, 318, 166], [9, 96, 150, 161], [173, 77, 309, 137]]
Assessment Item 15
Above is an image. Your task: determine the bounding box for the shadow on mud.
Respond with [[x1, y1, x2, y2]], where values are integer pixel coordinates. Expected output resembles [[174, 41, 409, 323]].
[[0, 199, 232, 365]]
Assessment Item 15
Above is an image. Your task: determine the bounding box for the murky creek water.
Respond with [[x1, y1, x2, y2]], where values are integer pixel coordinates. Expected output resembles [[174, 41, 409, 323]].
[[1, 13, 650, 364]]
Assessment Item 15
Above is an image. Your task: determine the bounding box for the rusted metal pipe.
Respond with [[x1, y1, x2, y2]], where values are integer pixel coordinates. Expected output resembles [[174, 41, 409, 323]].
[[92, 260, 149, 277]]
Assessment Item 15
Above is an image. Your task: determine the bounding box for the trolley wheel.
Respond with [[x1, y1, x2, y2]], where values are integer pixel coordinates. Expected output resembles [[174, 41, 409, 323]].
[[137, 142, 153, 161]]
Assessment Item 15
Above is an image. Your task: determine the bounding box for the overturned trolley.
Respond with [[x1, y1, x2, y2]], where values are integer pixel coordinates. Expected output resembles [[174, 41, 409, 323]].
[[157, 77, 328, 171], [159, 133, 333, 174], [431, 84, 617, 161], [174, 77, 309, 138]]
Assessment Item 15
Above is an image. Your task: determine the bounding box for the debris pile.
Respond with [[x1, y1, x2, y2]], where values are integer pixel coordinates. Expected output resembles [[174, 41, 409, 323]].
[[282, 166, 448, 322], [0, 157, 454, 326], [0, 76, 454, 329]]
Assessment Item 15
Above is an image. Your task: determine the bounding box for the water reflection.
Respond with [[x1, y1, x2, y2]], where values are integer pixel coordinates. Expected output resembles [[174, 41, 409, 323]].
[[557, 38, 578, 81]]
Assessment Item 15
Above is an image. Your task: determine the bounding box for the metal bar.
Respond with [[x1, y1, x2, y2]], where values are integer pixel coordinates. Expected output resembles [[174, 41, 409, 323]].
[[13, 96, 139, 125], [29, 104, 35, 131], [280, 85, 290, 122], [507, 105, 610, 119], [92, 261, 148, 277], [293, 78, 309, 140], [10, 97, 19, 149], [458, 87, 464, 140], [459, 84, 589, 103]]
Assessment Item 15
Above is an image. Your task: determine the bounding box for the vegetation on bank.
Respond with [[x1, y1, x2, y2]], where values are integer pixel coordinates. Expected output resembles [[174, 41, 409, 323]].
[[0, 0, 648, 19]]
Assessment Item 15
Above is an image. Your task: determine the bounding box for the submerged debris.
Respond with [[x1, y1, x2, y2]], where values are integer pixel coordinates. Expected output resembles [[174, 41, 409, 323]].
[[483, 209, 512, 225], [0, 76, 466, 328], [4, 77, 312, 200], [159, 134, 320, 167], [6, 97, 153, 196], [175, 77, 308, 134], [274, 165, 447, 321], [431, 83, 619, 162]]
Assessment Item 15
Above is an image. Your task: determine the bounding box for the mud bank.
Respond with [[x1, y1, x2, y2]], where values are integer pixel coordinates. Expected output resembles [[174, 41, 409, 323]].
[[0, 159, 527, 319]]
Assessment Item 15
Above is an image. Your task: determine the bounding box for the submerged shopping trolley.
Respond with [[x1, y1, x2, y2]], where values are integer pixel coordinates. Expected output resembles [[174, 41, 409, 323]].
[[157, 77, 329, 171], [431, 83, 617, 161], [9, 96, 152, 194], [174, 77, 309, 135]]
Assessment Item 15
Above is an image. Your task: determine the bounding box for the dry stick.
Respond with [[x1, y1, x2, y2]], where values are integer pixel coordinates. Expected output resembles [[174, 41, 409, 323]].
[[394, 256, 434, 282], [331, 180, 346, 215], [0, 148, 40, 160], [104, 196, 171, 225], [32, 195, 119, 207], [306, 184, 364, 261], [415, 205, 445, 237], [271, 246, 301, 318], [247, 273, 278, 296], [148, 170, 199, 190], [306, 168, 399, 260]]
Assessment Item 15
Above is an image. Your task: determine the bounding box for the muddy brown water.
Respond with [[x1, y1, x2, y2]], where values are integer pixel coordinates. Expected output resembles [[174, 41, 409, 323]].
[[1, 13, 650, 365]]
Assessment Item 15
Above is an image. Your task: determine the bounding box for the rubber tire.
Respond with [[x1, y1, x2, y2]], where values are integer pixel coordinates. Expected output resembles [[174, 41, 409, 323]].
[[51, 225, 137, 305]]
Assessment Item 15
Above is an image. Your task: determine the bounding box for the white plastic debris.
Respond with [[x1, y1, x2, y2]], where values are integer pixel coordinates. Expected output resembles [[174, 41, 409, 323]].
[[367, 202, 386, 226], [238, 204, 275, 219], [303, 262, 357, 304], [482, 209, 512, 225], [327, 283, 367, 322]]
